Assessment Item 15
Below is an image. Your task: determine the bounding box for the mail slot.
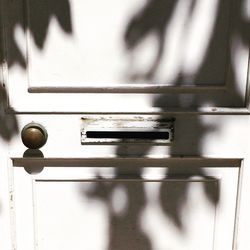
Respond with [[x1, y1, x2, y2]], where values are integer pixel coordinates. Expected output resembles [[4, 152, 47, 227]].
[[81, 116, 174, 144]]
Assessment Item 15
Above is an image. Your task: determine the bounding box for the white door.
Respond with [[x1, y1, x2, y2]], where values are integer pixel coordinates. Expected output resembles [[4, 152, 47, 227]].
[[1, 0, 250, 249]]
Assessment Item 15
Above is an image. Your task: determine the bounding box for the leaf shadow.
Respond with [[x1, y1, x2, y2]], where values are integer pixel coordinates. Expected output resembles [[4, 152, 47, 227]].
[[1, 0, 248, 247], [80, 0, 248, 248], [0, 0, 73, 142]]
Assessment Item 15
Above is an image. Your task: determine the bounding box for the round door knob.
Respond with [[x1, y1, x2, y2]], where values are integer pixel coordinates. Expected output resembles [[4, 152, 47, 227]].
[[21, 122, 48, 149]]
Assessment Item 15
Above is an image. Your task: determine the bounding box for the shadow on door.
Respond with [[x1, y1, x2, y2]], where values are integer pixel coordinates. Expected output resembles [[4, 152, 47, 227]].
[[80, 0, 247, 249], [1, 0, 248, 247]]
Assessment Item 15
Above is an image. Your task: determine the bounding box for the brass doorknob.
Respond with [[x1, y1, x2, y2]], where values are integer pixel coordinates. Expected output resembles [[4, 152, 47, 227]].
[[21, 122, 48, 149]]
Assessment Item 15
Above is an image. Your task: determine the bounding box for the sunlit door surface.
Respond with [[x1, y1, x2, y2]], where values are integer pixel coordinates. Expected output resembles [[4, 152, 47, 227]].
[[2, 0, 249, 111], [13, 164, 239, 250], [1, 0, 250, 250]]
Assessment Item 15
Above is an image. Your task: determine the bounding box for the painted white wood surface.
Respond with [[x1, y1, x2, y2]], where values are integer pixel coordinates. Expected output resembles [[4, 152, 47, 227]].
[[0, 139, 12, 250], [1, 0, 250, 249], [26, 0, 226, 87], [12, 164, 239, 250], [1, 0, 249, 112], [2, 114, 250, 250]]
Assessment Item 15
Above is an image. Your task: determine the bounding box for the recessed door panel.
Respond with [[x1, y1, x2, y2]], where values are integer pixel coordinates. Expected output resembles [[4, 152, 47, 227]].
[[34, 181, 215, 250], [2, 0, 249, 112], [26, 0, 229, 88], [12, 162, 239, 250]]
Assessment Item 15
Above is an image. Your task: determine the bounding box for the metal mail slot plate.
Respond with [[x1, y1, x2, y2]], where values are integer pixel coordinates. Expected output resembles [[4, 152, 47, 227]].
[[81, 116, 174, 144]]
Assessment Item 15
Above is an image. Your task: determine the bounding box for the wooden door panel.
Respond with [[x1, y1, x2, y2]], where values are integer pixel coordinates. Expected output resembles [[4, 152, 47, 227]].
[[12, 162, 239, 250], [2, 0, 249, 112], [26, 0, 229, 88], [35, 181, 215, 250]]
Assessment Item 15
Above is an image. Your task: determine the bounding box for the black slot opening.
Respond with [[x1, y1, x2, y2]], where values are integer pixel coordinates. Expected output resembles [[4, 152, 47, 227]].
[[86, 131, 169, 140]]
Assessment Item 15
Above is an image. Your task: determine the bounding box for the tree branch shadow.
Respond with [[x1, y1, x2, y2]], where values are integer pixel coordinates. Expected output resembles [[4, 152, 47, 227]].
[[80, 0, 248, 248], [0, 0, 73, 141], [1, 0, 248, 248]]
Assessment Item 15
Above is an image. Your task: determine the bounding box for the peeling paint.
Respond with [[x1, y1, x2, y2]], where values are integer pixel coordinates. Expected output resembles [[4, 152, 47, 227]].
[[81, 116, 174, 144]]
